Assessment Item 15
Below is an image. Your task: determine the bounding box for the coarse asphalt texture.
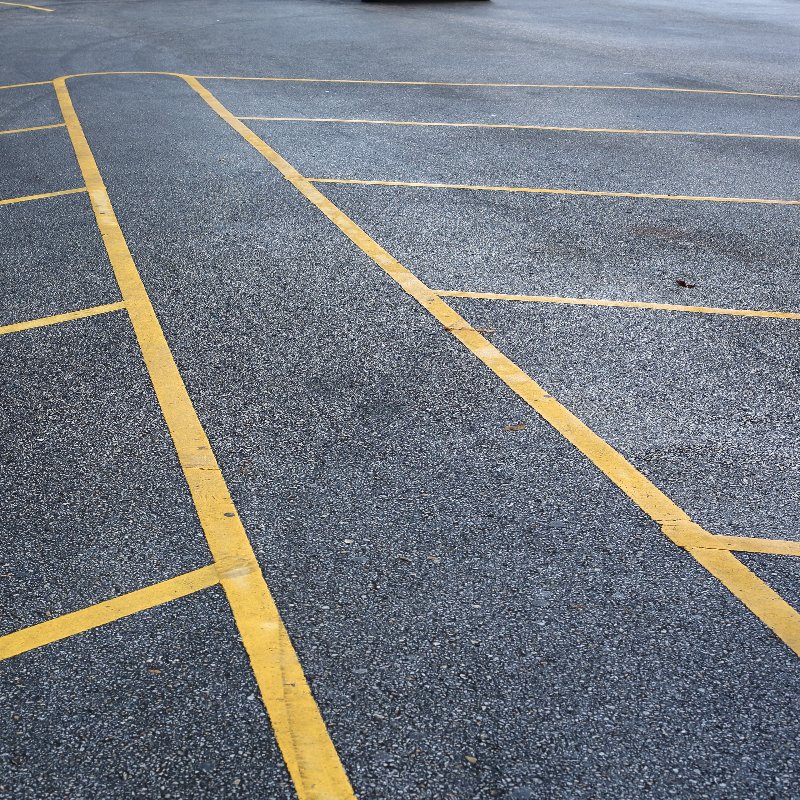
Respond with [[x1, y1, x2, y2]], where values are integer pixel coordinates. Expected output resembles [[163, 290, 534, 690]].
[[1, 1, 799, 799]]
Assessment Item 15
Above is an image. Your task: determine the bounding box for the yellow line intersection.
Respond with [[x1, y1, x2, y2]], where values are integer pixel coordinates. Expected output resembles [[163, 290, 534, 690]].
[[0, 566, 220, 660]]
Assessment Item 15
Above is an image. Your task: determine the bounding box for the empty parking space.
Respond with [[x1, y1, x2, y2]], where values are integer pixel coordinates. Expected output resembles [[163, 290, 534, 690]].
[[0, 191, 119, 325], [0, 84, 60, 132], [0, 313, 211, 634], [318, 186, 800, 311], [0, 125, 82, 202], [246, 117, 800, 200], [0, 588, 294, 799], [208, 78, 800, 135]]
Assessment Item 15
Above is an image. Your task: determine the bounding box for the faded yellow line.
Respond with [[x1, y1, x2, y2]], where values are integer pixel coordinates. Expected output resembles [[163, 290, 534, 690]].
[[0, 566, 219, 661], [198, 75, 800, 100], [308, 178, 800, 206], [0, 301, 125, 336], [697, 536, 800, 557], [55, 76, 355, 800], [0, 186, 86, 206], [0, 1, 53, 10], [0, 122, 65, 136], [0, 80, 52, 90], [188, 77, 800, 656], [240, 115, 800, 141], [436, 291, 800, 320]]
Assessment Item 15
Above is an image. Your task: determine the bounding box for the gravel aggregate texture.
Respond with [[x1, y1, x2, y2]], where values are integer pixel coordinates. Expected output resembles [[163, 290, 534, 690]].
[[1, 0, 798, 797]]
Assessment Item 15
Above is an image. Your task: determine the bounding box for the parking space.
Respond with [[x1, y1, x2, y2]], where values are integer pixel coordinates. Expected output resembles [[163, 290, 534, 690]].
[[319, 187, 800, 310], [0, 124, 82, 202], [0, 313, 211, 634], [0, 191, 119, 325], [1, 588, 294, 799], [1, 1, 799, 798], [207, 78, 800, 134], [0, 84, 62, 133], [246, 117, 799, 200], [448, 299, 800, 539]]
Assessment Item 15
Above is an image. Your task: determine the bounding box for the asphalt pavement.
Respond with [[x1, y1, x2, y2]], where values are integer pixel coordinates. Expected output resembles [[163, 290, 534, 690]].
[[1, 1, 799, 799]]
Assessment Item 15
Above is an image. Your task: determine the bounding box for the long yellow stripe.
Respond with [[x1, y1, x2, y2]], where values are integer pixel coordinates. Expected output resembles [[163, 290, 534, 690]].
[[0, 566, 219, 661], [0, 122, 65, 135], [309, 178, 800, 206], [0, 187, 86, 206], [54, 76, 355, 800], [436, 290, 800, 320], [197, 75, 800, 100], [0, 1, 53, 10], [1, 71, 792, 102], [186, 76, 800, 656], [0, 80, 52, 90], [698, 536, 800, 557], [0, 301, 125, 335], [240, 115, 800, 141]]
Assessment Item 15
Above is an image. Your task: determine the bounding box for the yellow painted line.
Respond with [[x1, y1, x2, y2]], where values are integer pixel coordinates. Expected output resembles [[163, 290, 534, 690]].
[[188, 77, 800, 656], [197, 75, 800, 100], [0, 80, 52, 90], [240, 115, 800, 141], [308, 178, 800, 206], [697, 536, 800, 557], [0, 301, 125, 336], [0, 566, 219, 661], [435, 291, 800, 320], [0, 0, 53, 10], [0, 122, 65, 136], [55, 76, 355, 800], [0, 186, 86, 206]]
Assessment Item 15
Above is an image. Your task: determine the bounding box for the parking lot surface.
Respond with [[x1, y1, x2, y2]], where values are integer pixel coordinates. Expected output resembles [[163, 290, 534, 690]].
[[1, 1, 799, 798]]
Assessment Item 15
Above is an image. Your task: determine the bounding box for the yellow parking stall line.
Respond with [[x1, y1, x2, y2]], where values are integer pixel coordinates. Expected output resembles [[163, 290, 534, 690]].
[[0, 122, 65, 136], [197, 75, 800, 100], [696, 536, 800, 557], [0, 80, 52, 90], [0, 187, 87, 206], [435, 291, 800, 320], [308, 178, 800, 206], [0, 1, 53, 10], [187, 77, 800, 656], [240, 115, 800, 141], [0, 565, 220, 661], [0, 301, 126, 336], [55, 75, 356, 800]]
